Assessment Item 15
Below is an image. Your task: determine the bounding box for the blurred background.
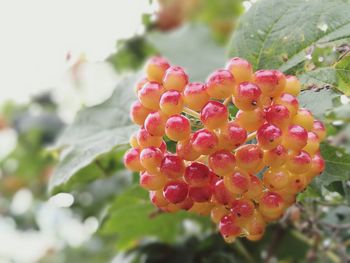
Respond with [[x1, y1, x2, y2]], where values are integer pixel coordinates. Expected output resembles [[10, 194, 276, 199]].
[[1, 0, 349, 262]]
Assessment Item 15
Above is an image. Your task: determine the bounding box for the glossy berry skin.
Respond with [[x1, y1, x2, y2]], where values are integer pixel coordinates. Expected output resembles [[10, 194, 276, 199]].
[[135, 78, 148, 94], [231, 198, 255, 218], [303, 132, 320, 156], [224, 171, 250, 195], [183, 82, 210, 111], [213, 179, 235, 205], [144, 111, 167, 136], [200, 101, 228, 130], [159, 90, 184, 115], [244, 210, 266, 236], [306, 153, 325, 179], [137, 128, 163, 148], [218, 121, 247, 150], [312, 120, 326, 141], [254, 70, 286, 97], [163, 66, 188, 92], [138, 81, 165, 110], [206, 69, 235, 99], [176, 137, 201, 161], [286, 150, 311, 173], [234, 82, 262, 111], [150, 190, 169, 208], [257, 123, 282, 150], [140, 171, 167, 191], [274, 93, 299, 116], [243, 175, 263, 200], [236, 109, 265, 132], [293, 108, 314, 131], [259, 191, 285, 221], [265, 104, 291, 129], [225, 57, 253, 84], [130, 101, 152, 126], [124, 148, 144, 172], [286, 173, 307, 194], [235, 144, 264, 173], [140, 147, 163, 173], [163, 180, 189, 204], [263, 144, 288, 167], [211, 205, 228, 223], [285, 75, 301, 96], [189, 185, 212, 202], [191, 129, 218, 155], [145, 56, 170, 83], [160, 154, 185, 179], [184, 162, 210, 187], [219, 214, 242, 238], [282, 125, 308, 151], [209, 150, 236, 176], [263, 167, 290, 190], [165, 115, 191, 141]]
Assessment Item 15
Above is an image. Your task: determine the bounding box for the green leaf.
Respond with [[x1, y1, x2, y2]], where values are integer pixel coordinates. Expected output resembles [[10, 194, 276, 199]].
[[317, 143, 350, 185], [147, 24, 226, 81], [228, 0, 350, 72], [49, 74, 139, 192]]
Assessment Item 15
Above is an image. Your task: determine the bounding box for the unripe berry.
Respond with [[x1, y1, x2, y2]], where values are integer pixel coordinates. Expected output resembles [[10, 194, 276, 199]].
[[312, 120, 326, 141], [235, 144, 264, 172], [274, 93, 299, 116], [224, 171, 250, 195], [225, 57, 253, 84], [140, 171, 167, 191], [137, 128, 163, 148], [208, 150, 236, 176], [218, 121, 247, 150], [184, 162, 210, 187], [183, 82, 210, 111], [265, 104, 291, 129], [165, 114, 191, 141], [200, 101, 228, 130], [163, 180, 189, 204], [213, 179, 235, 205], [189, 202, 214, 216], [303, 132, 320, 156], [176, 137, 201, 161], [263, 144, 288, 167], [138, 81, 165, 110], [145, 56, 170, 83], [206, 69, 235, 99], [191, 129, 218, 155], [144, 111, 167, 136], [189, 185, 212, 202], [162, 203, 181, 213], [211, 205, 228, 223], [286, 150, 311, 173], [285, 75, 301, 96], [159, 90, 184, 115], [234, 82, 262, 111], [263, 167, 290, 190], [293, 108, 314, 131], [236, 109, 265, 132], [282, 125, 308, 151], [162, 66, 188, 92], [135, 78, 148, 94], [259, 192, 284, 221], [124, 147, 144, 171], [306, 153, 325, 179], [231, 198, 255, 218], [219, 214, 242, 238], [286, 173, 307, 194], [150, 190, 169, 207], [130, 101, 152, 126], [243, 175, 263, 201], [257, 123, 282, 150], [254, 70, 286, 97], [129, 133, 139, 148], [160, 154, 185, 179], [244, 210, 265, 236], [140, 147, 163, 173]]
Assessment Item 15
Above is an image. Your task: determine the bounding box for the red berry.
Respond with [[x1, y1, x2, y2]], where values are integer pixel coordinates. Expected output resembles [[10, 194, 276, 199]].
[[265, 104, 291, 129], [184, 162, 210, 187], [165, 114, 191, 141], [213, 179, 235, 205], [137, 128, 163, 148], [163, 180, 189, 204], [219, 214, 241, 238], [206, 69, 235, 99], [159, 90, 184, 115], [163, 66, 188, 92], [138, 81, 165, 110], [208, 150, 236, 176], [234, 82, 262, 111], [218, 121, 247, 150], [176, 137, 201, 161], [274, 93, 299, 116], [256, 123, 282, 150], [312, 120, 326, 141], [235, 144, 264, 173], [263, 144, 288, 167], [200, 101, 228, 130], [189, 185, 212, 202], [254, 70, 286, 97], [286, 150, 311, 173], [230, 198, 255, 218], [283, 125, 308, 151], [191, 129, 218, 155], [130, 101, 152, 126], [140, 147, 163, 173], [144, 111, 168, 136], [183, 82, 210, 111], [124, 147, 144, 171], [160, 154, 185, 179], [224, 171, 250, 195]]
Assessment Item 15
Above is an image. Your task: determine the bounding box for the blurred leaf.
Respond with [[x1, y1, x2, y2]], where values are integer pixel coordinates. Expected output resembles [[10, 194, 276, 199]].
[[147, 24, 226, 81], [228, 0, 350, 73], [49, 75, 139, 192]]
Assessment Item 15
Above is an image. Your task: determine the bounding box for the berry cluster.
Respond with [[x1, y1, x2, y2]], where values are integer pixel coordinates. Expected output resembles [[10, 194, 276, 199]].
[[124, 56, 326, 243]]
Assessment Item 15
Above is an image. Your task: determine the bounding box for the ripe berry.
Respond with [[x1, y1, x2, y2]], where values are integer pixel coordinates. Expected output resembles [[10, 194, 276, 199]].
[[219, 214, 242, 238], [183, 82, 210, 111], [124, 148, 144, 171], [137, 128, 163, 148], [163, 66, 188, 92], [150, 190, 169, 208], [189, 185, 212, 202], [312, 120, 326, 141], [135, 78, 148, 94], [231, 198, 255, 218], [303, 132, 320, 156], [140, 147, 163, 173], [235, 108, 265, 132], [206, 69, 235, 99], [144, 111, 167, 136], [234, 82, 262, 111], [200, 101, 228, 130], [243, 175, 263, 201], [184, 162, 210, 187], [235, 144, 264, 173], [176, 137, 201, 161], [225, 57, 253, 84], [140, 171, 167, 191], [213, 179, 235, 205], [282, 125, 308, 151], [285, 75, 301, 96], [274, 93, 299, 116], [306, 153, 325, 179], [159, 90, 184, 115], [285, 150, 311, 173], [259, 191, 285, 221], [224, 171, 250, 195], [160, 154, 185, 179], [177, 197, 194, 211], [265, 104, 291, 129], [218, 121, 247, 150], [163, 180, 189, 204], [211, 205, 228, 223], [191, 129, 218, 155], [244, 210, 265, 236], [254, 70, 286, 97], [208, 150, 236, 176], [263, 144, 288, 167], [130, 101, 152, 126], [263, 167, 290, 190], [138, 81, 165, 110], [165, 114, 191, 141], [145, 56, 170, 83], [189, 202, 214, 216], [293, 108, 314, 131], [256, 123, 282, 150]]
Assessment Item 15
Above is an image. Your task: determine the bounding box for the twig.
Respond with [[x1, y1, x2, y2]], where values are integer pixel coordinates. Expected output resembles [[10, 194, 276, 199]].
[[246, 131, 257, 142], [183, 107, 200, 119], [223, 97, 231, 106]]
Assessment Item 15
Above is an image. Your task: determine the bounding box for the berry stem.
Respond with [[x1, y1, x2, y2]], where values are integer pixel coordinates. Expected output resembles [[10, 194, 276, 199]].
[[246, 131, 257, 142], [183, 107, 200, 119], [223, 97, 231, 106]]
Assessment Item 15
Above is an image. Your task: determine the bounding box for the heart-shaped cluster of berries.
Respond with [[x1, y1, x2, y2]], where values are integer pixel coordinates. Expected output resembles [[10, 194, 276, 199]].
[[124, 56, 326, 242]]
